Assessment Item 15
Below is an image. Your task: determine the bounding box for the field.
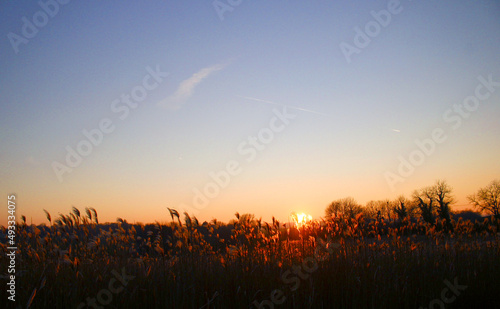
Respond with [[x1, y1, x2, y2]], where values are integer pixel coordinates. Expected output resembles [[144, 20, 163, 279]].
[[1, 208, 500, 309]]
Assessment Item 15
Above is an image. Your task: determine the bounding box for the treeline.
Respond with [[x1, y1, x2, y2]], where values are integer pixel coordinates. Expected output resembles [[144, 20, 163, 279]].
[[325, 179, 499, 225]]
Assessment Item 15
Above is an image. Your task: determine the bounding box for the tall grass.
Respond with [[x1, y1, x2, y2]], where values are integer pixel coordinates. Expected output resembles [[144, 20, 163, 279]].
[[1, 209, 499, 308]]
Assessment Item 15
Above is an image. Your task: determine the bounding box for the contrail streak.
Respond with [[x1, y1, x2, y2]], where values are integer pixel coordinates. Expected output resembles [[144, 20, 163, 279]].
[[236, 95, 328, 116]]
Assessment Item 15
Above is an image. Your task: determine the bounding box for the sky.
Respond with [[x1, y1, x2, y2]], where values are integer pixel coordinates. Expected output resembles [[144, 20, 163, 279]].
[[1, 0, 499, 226]]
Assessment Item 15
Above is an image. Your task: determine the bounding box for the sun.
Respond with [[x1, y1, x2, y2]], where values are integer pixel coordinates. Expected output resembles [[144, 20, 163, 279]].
[[291, 212, 312, 228]]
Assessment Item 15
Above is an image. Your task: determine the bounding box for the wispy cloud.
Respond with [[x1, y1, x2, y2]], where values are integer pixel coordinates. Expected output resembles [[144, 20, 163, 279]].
[[237, 95, 328, 116], [392, 129, 401, 133], [158, 61, 230, 110]]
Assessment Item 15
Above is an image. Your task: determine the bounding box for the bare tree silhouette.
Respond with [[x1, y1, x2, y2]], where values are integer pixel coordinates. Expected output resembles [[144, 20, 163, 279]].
[[468, 179, 500, 219], [325, 197, 362, 220]]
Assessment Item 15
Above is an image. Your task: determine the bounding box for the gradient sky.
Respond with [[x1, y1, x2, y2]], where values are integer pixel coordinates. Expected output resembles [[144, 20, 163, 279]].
[[1, 0, 499, 226]]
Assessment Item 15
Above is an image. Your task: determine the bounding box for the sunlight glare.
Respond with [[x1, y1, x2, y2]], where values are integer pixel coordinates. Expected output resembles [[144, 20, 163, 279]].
[[292, 212, 313, 227]]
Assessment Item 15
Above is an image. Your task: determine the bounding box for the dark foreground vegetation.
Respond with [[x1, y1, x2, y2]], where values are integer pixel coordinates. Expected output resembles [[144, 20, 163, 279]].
[[1, 204, 500, 309]]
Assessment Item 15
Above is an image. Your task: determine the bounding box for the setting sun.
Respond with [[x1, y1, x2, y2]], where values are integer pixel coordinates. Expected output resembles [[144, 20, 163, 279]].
[[291, 212, 313, 227]]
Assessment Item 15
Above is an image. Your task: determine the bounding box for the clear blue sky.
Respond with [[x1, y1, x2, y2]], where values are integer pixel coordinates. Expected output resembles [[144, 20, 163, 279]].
[[1, 0, 499, 225]]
